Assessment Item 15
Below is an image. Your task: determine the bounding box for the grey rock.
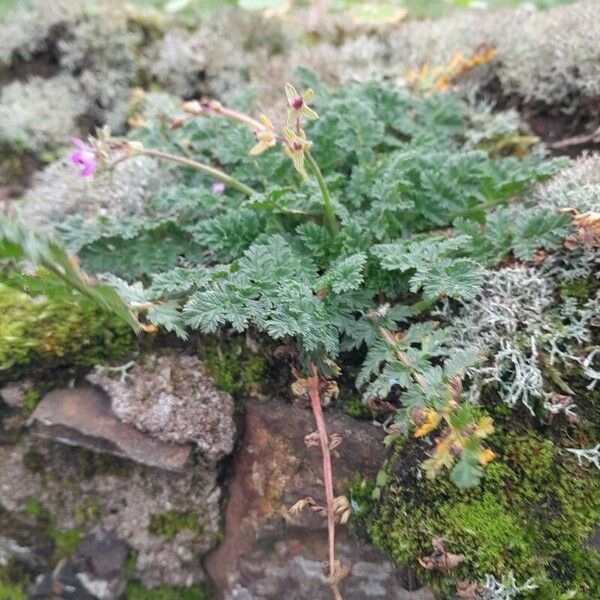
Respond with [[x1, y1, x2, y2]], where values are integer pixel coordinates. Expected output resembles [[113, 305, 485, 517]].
[[0, 513, 53, 571], [206, 399, 432, 600], [30, 387, 192, 472], [30, 530, 129, 600], [0, 436, 222, 588], [0, 380, 32, 409], [227, 527, 436, 600], [87, 353, 236, 463]]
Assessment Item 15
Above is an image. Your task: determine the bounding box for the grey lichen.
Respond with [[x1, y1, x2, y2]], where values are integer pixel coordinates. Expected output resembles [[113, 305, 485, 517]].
[[387, 0, 600, 105], [567, 444, 600, 470], [12, 155, 176, 235], [147, 29, 204, 99], [57, 12, 141, 130], [443, 266, 598, 414], [535, 152, 600, 214], [483, 572, 538, 600], [0, 0, 85, 65], [0, 75, 85, 156]]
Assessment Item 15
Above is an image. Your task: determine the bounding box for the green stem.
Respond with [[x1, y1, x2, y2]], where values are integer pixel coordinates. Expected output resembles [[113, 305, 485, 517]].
[[305, 151, 339, 236], [141, 148, 256, 197]]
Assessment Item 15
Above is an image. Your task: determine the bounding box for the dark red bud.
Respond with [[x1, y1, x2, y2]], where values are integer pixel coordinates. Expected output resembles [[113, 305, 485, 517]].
[[292, 97, 304, 109]]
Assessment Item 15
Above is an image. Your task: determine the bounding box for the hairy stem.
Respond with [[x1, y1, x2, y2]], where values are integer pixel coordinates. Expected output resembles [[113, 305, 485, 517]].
[[307, 365, 341, 600], [184, 100, 263, 131], [305, 151, 339, 236], [140, 148, 256, 196], [215, 105, 264, 131]]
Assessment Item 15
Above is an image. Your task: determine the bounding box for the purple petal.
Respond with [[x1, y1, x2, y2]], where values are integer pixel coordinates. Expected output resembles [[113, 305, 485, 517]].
[[212, 182, 226, 194], [70, 150, 84, 165], [71, 138, 86, 150], [80, 163, 95, 177]]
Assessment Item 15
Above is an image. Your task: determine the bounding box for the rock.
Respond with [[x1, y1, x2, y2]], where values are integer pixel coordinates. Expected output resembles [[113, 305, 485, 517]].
[[227, 527, 436, 600], [206, 399, 432, 599], [0, 380, 33, 409], [87, 353, 236, 463], [29, 387, 192, 472], [0, 436, 222, 588], [0, 510, 53, 571], [29, 530, 129, 600]]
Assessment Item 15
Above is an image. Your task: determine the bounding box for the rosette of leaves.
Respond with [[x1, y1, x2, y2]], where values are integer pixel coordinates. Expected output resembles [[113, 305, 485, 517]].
[[3, 76, 569, 487]]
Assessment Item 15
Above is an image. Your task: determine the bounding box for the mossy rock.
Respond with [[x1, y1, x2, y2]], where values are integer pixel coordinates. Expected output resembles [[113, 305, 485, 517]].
[[125, 580, 208, 600], [148, 510, 203, 541], [0, 562, 27, 600], [0, 274, 135, 379], [199, 335, 267, 398], [368, 419, 600, 599]]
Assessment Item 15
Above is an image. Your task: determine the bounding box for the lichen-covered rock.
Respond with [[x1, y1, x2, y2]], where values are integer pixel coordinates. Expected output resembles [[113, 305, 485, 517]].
[[386, 1, 600, 106], [57, 11, 141, 131], [87, 353, 236, 463], [0, 0, 84, 65], [11, 156, 176, 234], [0, 436, 222, 588], [0, 75, 85, 156], [147, 29, 204, 99], [29, 529, 130, 600]]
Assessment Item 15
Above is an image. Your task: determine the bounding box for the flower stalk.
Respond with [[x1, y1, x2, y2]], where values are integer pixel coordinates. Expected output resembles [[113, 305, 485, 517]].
[[139, 147, 255, 196], [307, 365, 342, 600], [305, 151, 339, 236]]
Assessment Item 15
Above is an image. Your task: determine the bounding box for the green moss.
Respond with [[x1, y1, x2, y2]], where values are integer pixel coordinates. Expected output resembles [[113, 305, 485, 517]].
[[21, 496, 83, 563], [0, 562, 27, 600], [24, 497, 44, 519], [369, 426, 600, 598], [344, 473, 377, 518], [339, 396, 371, 419], [125, 580, 207, 599], [200, 337, 266, 397], [51, 527, 83, 561], [0, 277, 134, 379], [20, 389, 41, 419], [74, 497, 101, 527], [559, 277, 593, 302], [71, 446, 134, 480], [440, 494, 535, 575], [148, 510, 202, 541]]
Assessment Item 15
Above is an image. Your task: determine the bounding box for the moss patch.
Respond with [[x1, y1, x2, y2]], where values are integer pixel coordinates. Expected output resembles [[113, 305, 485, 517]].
[[0, 562, 27, 600], [148, 510, 203, 541], [22, 497, 83, 564], [200, 336, 266, 398], [368, 420, 600, 599], [0, 274, 134, 379]]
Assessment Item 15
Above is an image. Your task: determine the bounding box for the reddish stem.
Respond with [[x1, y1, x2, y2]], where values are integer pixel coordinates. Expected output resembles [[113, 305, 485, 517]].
[[307, 364, 338, 594]]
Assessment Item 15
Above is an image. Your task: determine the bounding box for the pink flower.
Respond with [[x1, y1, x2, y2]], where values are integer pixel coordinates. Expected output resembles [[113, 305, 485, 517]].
[[70, 138, 97, 177], [212, 182, 226, 194]]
